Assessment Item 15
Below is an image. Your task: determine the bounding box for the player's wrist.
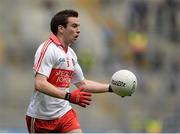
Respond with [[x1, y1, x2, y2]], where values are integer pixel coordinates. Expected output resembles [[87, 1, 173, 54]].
[[108, 85, 113, 92], [65, 92, 71, 101]]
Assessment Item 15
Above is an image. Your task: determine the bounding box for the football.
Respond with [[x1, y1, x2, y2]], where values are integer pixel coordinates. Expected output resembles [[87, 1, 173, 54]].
[[110, 69, 137, 97]]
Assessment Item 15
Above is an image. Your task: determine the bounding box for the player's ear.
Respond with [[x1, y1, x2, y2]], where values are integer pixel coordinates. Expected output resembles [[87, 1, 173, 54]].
[[58, 25, 64, 33]]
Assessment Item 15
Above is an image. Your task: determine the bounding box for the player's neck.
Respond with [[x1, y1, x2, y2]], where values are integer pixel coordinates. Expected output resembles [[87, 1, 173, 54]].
[[56, 35, 68, 49]]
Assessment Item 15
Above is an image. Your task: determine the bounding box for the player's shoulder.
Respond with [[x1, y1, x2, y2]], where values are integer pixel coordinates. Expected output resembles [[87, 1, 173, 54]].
[[35, 40, 59, 57], [68, 47, 77, 58], [68, 47, 75, 53], [40, 39, 58, 51]]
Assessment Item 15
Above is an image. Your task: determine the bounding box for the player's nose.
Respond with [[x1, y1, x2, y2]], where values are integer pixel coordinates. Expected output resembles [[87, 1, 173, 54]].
[[77, 27, 80, 34]]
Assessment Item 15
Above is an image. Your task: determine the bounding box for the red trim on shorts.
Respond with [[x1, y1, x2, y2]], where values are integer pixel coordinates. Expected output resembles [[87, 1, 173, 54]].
[[26, 115, 35, 133]]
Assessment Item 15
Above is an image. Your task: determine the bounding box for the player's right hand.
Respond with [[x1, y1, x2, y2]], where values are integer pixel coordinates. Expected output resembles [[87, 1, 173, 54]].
[[65, 88, 92, 108]]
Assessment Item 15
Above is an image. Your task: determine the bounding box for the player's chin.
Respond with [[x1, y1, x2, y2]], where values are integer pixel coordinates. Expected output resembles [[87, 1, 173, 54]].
[[70, 37, 78, 44], [72, 38, 78, 43]]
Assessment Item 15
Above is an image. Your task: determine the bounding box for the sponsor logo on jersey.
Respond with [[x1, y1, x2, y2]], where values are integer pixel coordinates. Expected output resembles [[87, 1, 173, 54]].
[[48, 69, 73, 88], [59, 58, 66, 62]]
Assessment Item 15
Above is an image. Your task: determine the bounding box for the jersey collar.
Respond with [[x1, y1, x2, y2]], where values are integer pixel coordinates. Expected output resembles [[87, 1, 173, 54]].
[[49, 34, 68, 53]]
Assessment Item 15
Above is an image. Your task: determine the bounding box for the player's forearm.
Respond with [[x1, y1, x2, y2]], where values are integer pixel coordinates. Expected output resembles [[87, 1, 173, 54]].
[[35, 78, 66, 99], [76, 79, 109, 93]]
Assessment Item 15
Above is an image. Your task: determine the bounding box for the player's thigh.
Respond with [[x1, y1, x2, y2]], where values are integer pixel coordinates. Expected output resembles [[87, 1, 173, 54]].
[[59, 109, 81, 133], [67, 128, 82, 133]]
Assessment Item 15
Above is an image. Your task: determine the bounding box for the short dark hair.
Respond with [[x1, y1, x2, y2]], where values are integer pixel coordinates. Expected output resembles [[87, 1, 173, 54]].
[[50, 9, 78, 35]]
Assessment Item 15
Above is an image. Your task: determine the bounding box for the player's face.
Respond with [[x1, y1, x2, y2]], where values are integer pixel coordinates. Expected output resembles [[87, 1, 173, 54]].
[[64, 17, 80, 45]]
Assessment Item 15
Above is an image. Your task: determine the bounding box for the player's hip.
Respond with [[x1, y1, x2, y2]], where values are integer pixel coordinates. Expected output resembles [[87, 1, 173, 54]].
[[26, 104, 71, 120], [25, 108, 80, 133]]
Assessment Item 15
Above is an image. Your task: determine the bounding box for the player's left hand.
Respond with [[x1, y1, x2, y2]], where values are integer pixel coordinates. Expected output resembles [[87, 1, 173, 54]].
[[65, 88, 92, 108]]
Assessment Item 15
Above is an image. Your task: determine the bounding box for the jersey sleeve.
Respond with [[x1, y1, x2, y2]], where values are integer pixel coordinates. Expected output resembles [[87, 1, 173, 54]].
[[33, 43, 56, 77]]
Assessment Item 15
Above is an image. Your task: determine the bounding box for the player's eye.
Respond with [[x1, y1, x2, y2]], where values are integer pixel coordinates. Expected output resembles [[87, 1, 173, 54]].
[[72, 24, 80, 28]]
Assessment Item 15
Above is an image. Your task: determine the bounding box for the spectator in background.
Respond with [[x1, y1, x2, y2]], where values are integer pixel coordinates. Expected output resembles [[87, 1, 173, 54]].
[[128, 27, 148, 67], [168, 58, 180, 94], [127, 0, 149, 68], [145, 117, 162, 133], [128, 0, 149, 32], [155, 0, 179, 43]]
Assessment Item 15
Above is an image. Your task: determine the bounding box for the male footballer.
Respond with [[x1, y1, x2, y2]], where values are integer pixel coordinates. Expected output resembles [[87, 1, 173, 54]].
[[26, 9, 113, 133]]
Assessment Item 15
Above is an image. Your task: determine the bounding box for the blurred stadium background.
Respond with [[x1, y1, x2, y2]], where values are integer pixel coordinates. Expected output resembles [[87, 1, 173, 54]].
[[0, 0, 180, 133]]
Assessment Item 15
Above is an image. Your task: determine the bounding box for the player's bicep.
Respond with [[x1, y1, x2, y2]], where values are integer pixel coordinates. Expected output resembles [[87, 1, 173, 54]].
[[35, 73, 48, 80], [34, 73, 48, 90]]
